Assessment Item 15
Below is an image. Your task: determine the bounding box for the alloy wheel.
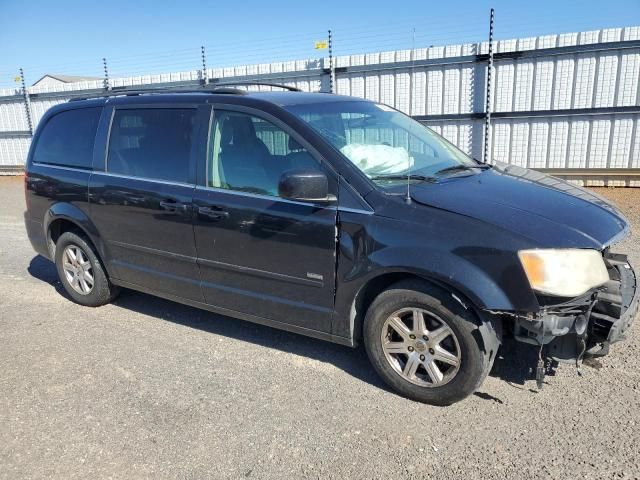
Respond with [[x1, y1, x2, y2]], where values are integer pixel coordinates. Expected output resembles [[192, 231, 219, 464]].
[[381, 307, 461, 387], [61, 245, 94, 295]]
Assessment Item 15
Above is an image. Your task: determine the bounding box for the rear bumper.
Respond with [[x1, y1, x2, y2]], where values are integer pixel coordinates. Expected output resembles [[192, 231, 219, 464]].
[[24, 214, 50, 259]]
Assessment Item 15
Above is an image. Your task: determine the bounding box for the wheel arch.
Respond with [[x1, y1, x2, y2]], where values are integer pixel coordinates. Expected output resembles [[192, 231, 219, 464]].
[[44, 203, 105, 266], [349, 271, 474, 341], [348, 270, 502, 359]]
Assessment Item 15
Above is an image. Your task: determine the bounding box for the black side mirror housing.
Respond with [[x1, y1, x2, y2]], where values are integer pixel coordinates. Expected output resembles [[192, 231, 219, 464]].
[[278, 169, 334, 203]]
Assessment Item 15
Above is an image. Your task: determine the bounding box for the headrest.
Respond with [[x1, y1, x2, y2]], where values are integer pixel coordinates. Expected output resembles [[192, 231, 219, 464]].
[[220, 115, 258, 146], [288, 135, 303, 151]]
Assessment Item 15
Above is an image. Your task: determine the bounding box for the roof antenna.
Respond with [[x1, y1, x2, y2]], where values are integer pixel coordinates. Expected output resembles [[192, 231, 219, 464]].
[[405, 27, 417, 205]]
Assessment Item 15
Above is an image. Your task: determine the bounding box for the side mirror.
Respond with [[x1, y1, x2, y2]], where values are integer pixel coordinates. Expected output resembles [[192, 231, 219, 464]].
[[278, 169, 335, 203]]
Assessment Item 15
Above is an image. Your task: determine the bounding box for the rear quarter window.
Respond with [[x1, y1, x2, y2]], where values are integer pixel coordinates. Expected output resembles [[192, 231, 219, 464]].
[[32, 107, 102, 169]]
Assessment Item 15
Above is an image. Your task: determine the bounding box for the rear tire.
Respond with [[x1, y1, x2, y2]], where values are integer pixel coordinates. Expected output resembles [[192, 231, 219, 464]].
[[54, 231, 119, 307], [363, 280, 493, 406]]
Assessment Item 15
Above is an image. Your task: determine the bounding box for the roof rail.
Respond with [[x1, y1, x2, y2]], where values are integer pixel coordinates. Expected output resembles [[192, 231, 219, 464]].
[[210, 81, 302, 92], [68, 81, 301, 101], [68, 85, 241, 101]]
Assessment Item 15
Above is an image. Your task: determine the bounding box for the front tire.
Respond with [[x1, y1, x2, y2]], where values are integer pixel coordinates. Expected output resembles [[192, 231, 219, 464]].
[[364, 280, 492, 406], [54, 231, 119, 307]]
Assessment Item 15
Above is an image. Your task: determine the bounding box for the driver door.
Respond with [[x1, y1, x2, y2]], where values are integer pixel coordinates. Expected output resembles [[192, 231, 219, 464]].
[[192, 106, 338, 334]]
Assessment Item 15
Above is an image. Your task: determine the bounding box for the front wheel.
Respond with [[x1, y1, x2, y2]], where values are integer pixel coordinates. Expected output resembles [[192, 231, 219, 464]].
[[363, 280, 493, 405]]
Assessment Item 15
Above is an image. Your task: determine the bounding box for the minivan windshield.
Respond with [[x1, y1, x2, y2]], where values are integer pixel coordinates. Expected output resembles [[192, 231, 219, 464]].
[[284, 100, 480, 187]]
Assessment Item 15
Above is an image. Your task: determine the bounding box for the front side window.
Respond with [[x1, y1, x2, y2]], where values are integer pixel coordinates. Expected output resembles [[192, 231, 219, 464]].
[[107, 108, 196, 183], [284, 101, 477, 188], [33, 107, 101, 169], [208, 110, 322, 197]]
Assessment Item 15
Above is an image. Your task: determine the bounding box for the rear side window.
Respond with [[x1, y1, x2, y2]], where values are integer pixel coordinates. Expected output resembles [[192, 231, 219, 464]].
[[33, 107, 101, 169], [107, 108, 196, 183]]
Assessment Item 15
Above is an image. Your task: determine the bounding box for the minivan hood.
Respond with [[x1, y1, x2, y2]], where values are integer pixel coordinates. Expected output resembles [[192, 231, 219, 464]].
[[408, 163, 629, 249]]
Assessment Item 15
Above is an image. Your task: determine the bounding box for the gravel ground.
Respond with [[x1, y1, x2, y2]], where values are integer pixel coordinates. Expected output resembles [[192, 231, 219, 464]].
[[1, 175, 639, 479]]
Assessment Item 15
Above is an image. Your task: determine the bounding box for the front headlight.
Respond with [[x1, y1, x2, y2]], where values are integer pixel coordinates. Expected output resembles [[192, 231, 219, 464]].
[[518, 249, 609, 297]]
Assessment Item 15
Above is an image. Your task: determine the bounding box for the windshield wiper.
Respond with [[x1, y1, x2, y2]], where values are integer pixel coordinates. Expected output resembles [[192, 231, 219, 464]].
[[433, 164, 491, 176], [370, 174, 436, 182]]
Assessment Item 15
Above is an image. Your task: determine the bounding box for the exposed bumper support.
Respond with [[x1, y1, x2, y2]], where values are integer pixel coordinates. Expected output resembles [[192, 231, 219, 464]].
[[594, 254, 638, 341]]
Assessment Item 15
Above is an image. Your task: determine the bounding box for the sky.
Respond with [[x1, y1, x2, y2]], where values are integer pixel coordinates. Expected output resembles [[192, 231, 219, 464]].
[[0, 0, 639, 87]]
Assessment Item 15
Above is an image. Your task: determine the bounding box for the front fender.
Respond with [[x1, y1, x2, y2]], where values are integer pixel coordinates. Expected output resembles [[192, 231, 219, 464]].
[[367, 246, 538, 312], [333, 210, 541, 342]]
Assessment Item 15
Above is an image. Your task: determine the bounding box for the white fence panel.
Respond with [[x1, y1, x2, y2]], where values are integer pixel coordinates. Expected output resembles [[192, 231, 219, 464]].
[[0, 101, 29, 131], [0, 137, 31, 167], [0, 25, 638, 184]]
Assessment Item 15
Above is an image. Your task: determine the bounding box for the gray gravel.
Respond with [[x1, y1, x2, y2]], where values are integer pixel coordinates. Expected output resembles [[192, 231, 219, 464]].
[[1, 175, 639, 479]]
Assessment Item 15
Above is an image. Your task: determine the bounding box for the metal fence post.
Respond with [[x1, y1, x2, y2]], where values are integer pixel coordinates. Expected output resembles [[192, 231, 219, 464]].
[[103, 57, 111, 91], [328, 29, 334, 94], [483, 8, 495, 163], [201, 46, 208, 85], [19, 68, 33, 136]]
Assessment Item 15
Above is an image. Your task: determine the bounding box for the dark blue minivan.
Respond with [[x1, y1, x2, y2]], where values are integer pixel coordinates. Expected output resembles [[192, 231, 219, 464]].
[[24, 85, 638, 405]]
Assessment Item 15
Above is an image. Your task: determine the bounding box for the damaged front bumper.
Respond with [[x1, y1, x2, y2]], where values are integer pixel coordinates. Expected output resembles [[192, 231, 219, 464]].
[[512, 252, 638, 363]]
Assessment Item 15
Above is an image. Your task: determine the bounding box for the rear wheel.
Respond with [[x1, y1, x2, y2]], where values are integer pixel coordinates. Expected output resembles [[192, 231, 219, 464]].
[[54, 231, 119, 307], [364, 280, 493, 405]]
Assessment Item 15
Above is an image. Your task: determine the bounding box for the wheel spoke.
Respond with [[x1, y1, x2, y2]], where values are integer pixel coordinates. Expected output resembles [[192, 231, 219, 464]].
[[77, 252, 89, 265], [403, 353, 421, 378], [428, 325, 451, 345], [412, 308, 427, 335], [83, 270, 94, 285], [388, 316, 411, 340], [79, 277, 90, 293], [424, 359, 444, 385], [63, 270, 74, 283], [383, 341, 407, 354], [65, 248, 76, 264], [432, 345, 460, 366]]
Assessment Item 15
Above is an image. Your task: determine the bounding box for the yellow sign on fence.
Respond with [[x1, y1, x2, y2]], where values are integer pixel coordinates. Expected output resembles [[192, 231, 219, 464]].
[[314, 41, 329, 50]]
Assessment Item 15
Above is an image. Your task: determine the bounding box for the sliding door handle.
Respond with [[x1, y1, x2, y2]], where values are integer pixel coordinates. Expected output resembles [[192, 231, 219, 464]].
[[159, 200, 189, 213], [198, 206, 229, 220]]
